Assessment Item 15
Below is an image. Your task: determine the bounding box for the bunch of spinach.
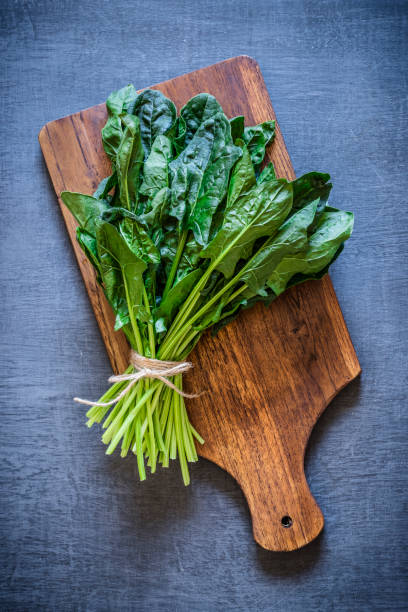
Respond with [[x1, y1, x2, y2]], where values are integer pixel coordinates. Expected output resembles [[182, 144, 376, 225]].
[[61, 85, 353, 484]]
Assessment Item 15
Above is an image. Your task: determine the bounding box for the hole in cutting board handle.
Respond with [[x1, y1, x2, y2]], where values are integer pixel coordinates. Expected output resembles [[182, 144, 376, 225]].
[[281, 515, 293, 528]]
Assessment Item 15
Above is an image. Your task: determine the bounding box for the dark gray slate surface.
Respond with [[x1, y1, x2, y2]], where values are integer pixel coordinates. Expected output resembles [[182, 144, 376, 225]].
[[1, 1, 407, 610]]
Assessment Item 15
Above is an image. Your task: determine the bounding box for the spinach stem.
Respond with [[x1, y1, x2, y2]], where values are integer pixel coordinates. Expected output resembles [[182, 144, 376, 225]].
[[162, 229, 189, 298], [142, 285, 155, 357]]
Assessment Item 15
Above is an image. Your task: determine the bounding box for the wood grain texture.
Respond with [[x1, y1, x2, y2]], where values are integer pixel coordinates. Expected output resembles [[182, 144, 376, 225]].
[[39, 56, 360, 552]]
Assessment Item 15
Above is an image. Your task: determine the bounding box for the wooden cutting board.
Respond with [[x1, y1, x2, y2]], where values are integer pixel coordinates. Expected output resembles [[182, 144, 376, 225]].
[[39, 56, 360, 552]]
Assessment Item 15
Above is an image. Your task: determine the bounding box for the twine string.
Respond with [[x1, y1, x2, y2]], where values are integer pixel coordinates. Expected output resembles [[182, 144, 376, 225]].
[[74, 350, 199, 407]]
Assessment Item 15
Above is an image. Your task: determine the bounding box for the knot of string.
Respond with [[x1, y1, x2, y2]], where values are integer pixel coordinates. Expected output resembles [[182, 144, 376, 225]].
[[74, 350, 199, 407]]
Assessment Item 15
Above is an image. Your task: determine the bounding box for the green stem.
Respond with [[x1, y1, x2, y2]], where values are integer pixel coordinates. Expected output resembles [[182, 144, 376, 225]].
[[174, 375, 189, 485], [102, 383, 140, 444], [134, 415, 146, 480], [162, 229, 189, 299], [123, 274, 144, 354], [142, 286, 155, 358], [105, 383, 158, 454]]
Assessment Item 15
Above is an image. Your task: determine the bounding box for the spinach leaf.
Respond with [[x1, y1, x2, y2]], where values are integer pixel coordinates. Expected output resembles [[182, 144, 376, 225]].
[[139, 135, 172, 199], [139, 186, 171, 235], [102, 84, 137, 161], [169, 112, 241, 245], [61, 191, 109, 236], [267, 209, 354, 295], [76, 227, 102, 282], [226, 139, 256, 208], [243, 120, 275, 167], [240, 201, 318, 295], [93, 172, 118, 200], [229, 115, 245, 141], [258, 161, 276, 183], [116, 115, 144, 212], [292, 171, 332, 212], [96, 221, 147, 330], [118, 217, 160, 266], [154, 268, 202, 330], [201, 179, 293, 278], [130, 89, 177, 158], [174, 93, 224, 153]]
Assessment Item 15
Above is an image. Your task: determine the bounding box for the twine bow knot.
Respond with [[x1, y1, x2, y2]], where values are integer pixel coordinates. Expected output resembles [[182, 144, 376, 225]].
[[74, 350, 199, 408]]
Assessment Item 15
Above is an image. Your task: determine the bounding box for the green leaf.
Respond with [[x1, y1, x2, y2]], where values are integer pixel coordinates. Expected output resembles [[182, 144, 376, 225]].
[[102, 84, 137, 161], [96, 222, 147, 334], [292, 171, 332, 212], [155, 268, 202, 329], [258, 161, 276, 183], [93, 172, 117, 200], [201, 178, 293, 278], [267, 209, 354, 295], [130, 89, 177, 157], [139, 186, 171, 236], [243, 120, 275, 167], [116, 115, 144, 211], [139, 135, 172, 198], [76, 227, 102, 283], [61, 191, 109, 236], [240, 201, 319, 295], [169, 112, 242, 245], [229, 115, 245, 141], [174, 93, 224, 153], [118, 216, 160, 266], [226, 139, 256, 208]]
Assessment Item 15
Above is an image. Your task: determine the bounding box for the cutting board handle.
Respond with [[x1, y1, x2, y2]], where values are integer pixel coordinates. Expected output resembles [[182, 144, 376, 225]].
[[241, 456, 324, 552]]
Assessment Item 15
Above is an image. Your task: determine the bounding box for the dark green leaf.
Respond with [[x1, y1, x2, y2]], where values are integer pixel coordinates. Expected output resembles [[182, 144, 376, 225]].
[[155, 268, 202, 329], [292, 171, 332, 212], [116, 114, 144, 211], [240, 201, 318, 295], [139, 186, 171, 236], [102, 84, 137, 161], [201, 179, 293, 278], [169, 112, 242, 245], [258, 162, 276, 183], [76, 227, 102, 283], [174, 93, 224, 153], [243, 120, 275, 167], [93, 172, 117, 200], [267, 209, 354, 295], [130, 89, 177, 157], [96, 222, 147, 333], [139, 135, 172, 198], [226, 139, 256, 208], [229, 115, 245, 141], [118, 216, 160, 265], [61, 191, 110, 236]]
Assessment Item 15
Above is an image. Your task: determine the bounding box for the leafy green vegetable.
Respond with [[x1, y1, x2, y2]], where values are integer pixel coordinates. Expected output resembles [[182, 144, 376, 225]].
[[139, 135, 172, 199], [174, 93, 224, 153], [258, 161, 276, 183], [229, 115, 245, 141], [61, 87, 354, 485], [102, 85, 137, 161], [267, 209, 353, 295], [169, 112, 241, 245], [116, 115, 144, 211], [97, 221, 147, 333], [130, 89, 177, 157], [201, 178, 293, 278], [60, 192, 109, 236], [243, 120, 275, 167]]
